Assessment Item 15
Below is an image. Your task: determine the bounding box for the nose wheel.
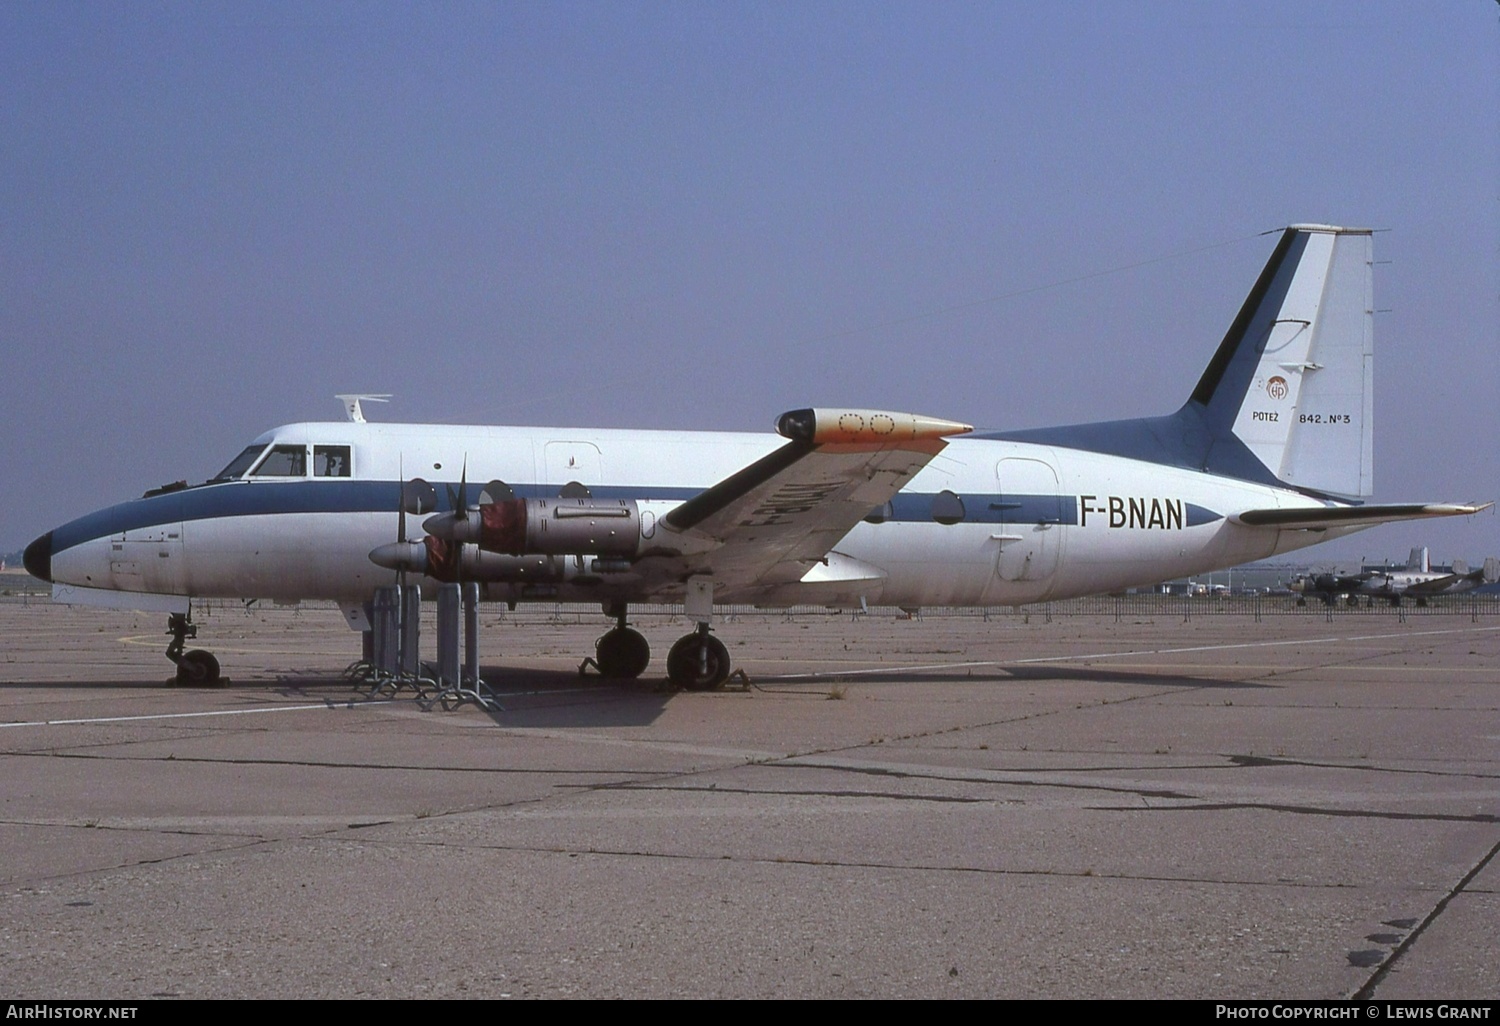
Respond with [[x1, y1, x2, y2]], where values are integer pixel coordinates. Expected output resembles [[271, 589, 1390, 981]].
[[166, 612, 225, 687], [667, 627, 730, 691], [175, 649, 222, 686]]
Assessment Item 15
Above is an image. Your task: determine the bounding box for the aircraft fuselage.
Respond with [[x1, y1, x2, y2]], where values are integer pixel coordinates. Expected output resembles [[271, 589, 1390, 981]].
[[37, 420, 1342, 612]]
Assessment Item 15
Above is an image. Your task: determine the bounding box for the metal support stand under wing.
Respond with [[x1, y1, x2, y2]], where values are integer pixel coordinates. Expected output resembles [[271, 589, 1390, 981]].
[[429, 582, 498, 711], [366, 584, 437, 698]]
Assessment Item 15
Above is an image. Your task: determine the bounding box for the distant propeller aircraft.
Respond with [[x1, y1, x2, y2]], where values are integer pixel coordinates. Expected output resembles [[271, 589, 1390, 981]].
[[1292, 548, 1499, 607], [24, 224, 1490, 687], [1360, 557, 1499, 606]]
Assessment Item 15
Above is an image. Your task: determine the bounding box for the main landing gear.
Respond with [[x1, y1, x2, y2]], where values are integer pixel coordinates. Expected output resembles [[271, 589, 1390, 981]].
[[665, 577, 731, 691], [166, 612, 224, 687], [666, 623, 730, 691], [587, 587, 735, 691], [593, 604, 651, 679]]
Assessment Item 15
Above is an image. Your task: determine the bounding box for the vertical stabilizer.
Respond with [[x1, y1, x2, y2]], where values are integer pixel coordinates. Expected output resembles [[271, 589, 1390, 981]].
[[1192, 225, 1374, 499], [986, 224, 1377, 498]]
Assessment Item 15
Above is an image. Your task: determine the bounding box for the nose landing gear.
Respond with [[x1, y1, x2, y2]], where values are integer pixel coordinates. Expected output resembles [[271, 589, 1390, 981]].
[[166, 612, 224, 687]]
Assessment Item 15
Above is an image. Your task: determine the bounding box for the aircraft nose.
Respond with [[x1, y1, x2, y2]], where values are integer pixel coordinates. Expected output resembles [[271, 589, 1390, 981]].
[[23, 532, 53, 583]]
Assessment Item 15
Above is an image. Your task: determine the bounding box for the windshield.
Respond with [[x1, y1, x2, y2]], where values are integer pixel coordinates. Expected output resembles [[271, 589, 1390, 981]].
[[252, 445, 308, 477], [212, 444, 267, 482]]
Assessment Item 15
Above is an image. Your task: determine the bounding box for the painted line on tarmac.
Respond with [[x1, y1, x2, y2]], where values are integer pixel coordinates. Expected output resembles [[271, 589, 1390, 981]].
[[117, 633, 337, 655], [767, 623, 1500, 681], [0, 700, 396, 729], [0, 682, 627, 730]]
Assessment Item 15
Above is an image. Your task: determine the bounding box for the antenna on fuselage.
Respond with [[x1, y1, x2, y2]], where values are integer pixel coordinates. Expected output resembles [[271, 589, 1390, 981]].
[[336, 394, 392, 423]]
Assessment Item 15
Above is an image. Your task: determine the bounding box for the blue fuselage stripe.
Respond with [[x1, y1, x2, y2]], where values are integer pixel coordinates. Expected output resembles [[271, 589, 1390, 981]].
[[50, 480, 1221, 553]]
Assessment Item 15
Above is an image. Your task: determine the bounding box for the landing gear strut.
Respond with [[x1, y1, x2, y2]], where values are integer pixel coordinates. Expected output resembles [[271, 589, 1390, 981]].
[[665, 577, 732, 690], [166, 612, 223, 687], [667, 624, 730, 691], [593, 604, 651, 679]]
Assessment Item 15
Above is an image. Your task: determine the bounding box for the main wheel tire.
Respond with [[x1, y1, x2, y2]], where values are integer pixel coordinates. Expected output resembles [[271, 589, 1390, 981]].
[[666, 633, 730, 691], [175, 649, 222, 687], [596, 627, 651, 679]]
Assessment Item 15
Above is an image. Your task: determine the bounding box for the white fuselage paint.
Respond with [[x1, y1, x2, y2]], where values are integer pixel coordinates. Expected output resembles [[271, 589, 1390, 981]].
[[48, 420, 1355, 612]]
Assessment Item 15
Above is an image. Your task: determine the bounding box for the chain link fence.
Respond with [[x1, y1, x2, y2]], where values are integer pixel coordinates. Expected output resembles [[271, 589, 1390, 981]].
[[4, 573, 1495, 624]]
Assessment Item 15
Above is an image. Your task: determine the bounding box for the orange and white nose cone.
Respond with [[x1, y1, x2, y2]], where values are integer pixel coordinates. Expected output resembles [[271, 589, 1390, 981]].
[[776, 408, 973, 445]]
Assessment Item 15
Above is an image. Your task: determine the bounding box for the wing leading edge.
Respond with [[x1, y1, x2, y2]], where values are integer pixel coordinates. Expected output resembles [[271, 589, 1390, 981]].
[[650, 408, 972, 594]]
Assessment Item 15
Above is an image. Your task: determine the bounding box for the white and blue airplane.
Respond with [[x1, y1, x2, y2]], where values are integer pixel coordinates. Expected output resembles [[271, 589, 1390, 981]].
[[23, 224, 1489, 688]]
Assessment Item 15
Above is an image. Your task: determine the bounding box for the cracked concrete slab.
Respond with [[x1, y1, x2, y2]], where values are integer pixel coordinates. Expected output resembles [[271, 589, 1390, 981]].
[[0, 601, 1496, 998]]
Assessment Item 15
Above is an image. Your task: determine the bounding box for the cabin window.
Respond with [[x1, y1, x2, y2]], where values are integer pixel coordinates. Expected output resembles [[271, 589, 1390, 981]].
[[931, 490, 966, 525], [480, 480, 515, 503], [252, 445, 308, 477], [213, 445, 267, 481], [558, 481, 592, 499], [314, 445, 352, 477]]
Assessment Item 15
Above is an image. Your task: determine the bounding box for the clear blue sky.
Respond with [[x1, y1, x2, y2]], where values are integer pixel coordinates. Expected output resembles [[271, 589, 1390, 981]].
[[3, 1, 1496, 567]]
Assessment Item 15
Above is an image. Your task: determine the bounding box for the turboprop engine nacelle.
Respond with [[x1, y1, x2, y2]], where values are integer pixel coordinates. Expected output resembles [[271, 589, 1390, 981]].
[[424, 498, 646, 558], [369, 538, 579, 583]]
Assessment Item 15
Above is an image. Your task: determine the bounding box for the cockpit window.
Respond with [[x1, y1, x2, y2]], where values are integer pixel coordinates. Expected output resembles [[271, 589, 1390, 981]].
[[251, 444, 308, 477], [213, 445, 268, 481], [314, 445, 351, 477]]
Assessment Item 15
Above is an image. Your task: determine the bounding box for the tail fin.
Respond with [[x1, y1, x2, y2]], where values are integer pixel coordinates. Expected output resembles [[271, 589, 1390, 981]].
[[989, 224, 1375, 499], [1190, 224, 1374, 499], [1407, 546, 1429, 572]]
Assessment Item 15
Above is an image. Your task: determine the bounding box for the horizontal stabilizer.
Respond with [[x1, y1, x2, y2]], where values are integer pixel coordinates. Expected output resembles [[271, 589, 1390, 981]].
[[1235, 502, 1492, 532]]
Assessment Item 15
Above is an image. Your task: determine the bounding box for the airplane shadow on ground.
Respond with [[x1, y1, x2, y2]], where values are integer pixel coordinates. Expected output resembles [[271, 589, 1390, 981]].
[[0, 661, 1266, 732], [0, 677, 190, 690], [753, 664, 1276, 690], [0, 674, 678, 732], [0, 667, 672, 729], [268, 664, 681, 729]]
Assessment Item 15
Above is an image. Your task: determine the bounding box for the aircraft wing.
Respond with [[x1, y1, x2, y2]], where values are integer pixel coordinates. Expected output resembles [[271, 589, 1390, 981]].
[[1401, 574, 1462, 597], [1235, 502, 1492, 532], [645, 408, 971, 595]]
